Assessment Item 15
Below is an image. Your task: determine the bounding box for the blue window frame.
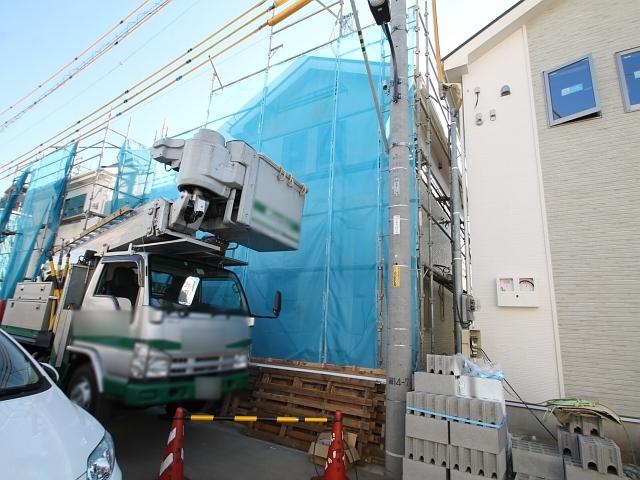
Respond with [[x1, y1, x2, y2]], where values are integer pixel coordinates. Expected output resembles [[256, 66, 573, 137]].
[[543, 56, 601, 126], [616, 47, 640, 112]]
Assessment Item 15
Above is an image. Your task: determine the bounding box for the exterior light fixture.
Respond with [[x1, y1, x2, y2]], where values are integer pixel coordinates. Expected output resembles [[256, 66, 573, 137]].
[[368, 0, 390, 26]]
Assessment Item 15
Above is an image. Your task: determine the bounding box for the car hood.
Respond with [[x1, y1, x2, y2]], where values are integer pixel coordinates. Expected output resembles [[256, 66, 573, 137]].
[[0, 383, 104, 480]]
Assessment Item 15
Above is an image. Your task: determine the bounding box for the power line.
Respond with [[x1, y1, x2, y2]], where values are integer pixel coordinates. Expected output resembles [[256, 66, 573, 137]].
[[0, 0, 173, 133], [2, 0, 204, 147], [0, 0, 278, 180], [0, 0, 152, 119]]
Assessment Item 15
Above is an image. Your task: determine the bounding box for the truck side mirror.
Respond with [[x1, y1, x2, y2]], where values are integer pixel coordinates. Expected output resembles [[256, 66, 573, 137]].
[[178, 276, 200, 306], [273, 291, 282, 317]]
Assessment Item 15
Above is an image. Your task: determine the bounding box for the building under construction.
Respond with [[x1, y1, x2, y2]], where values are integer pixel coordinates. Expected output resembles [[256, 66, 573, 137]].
[[0, 0, 638, 479]]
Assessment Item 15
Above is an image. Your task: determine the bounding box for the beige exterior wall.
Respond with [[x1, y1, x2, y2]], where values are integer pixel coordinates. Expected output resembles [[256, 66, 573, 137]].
[[526, 0, 640, 417], [457, 27, 563, 403]]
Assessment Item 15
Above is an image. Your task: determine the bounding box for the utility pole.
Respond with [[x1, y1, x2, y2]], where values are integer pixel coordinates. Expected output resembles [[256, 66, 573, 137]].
[[385, 0, 412, 477], [449, 105, 463, 354]]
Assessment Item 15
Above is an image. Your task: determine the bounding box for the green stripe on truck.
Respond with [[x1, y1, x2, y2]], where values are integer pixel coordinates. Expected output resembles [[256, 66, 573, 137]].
[[74, 335, 181, 351]]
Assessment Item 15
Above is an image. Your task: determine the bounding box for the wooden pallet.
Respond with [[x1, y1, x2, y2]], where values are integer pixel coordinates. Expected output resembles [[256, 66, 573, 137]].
[[222, 360, 386, 464]]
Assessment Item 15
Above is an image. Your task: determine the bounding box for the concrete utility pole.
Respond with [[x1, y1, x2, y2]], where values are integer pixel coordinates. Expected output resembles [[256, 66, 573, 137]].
[[449, 106, 463, 354], [385, 0, 412, 477]]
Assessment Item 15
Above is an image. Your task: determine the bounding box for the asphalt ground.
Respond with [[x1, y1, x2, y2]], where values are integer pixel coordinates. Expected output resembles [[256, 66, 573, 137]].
[[104, 405, 384, 480]]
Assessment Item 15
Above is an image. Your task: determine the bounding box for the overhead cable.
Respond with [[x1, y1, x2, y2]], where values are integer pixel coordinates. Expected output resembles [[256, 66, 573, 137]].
[[3, 0, 204, 146], [0, 0, 276, 178], [0, 0, 152, 119], [0, 0, 314, 181], [0, 0, 172, 133]]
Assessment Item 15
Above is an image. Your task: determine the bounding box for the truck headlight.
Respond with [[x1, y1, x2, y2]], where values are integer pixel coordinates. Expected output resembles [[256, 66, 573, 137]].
[[146, 352, 170, 378], [130, 342, 171, 379], [87, 432, 115, 480], [130, 343, 149, 379], [233, 353, 248, 369]]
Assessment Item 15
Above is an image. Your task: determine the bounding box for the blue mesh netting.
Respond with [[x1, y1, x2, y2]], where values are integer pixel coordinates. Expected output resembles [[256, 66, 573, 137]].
[[0, 170, 28, 234], [110, 140, 153, 212], [0, 144, 77, 299], [198, 25, 420, 368]]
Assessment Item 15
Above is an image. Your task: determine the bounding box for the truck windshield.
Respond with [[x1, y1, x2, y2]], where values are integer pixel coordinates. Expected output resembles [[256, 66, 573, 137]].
[[149, 256, 249, 315], [0, 332, 44, 397]]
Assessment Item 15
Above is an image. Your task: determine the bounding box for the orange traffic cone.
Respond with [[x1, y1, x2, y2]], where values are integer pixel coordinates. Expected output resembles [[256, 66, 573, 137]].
[[311, 410, 349, 480], [159, 406, 185, 480]]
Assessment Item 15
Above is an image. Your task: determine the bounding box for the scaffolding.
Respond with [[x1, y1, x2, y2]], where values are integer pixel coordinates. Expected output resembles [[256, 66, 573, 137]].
[[0, 125, 151, 298], [411, 1, 471, 363]]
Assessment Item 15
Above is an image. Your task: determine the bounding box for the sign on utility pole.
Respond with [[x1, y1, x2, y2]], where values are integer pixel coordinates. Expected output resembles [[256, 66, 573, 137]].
[[385, 0, 412, 477]]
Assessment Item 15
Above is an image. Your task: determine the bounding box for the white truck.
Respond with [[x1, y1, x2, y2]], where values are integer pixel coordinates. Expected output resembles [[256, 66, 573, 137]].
[[0, 129, 306, 416]]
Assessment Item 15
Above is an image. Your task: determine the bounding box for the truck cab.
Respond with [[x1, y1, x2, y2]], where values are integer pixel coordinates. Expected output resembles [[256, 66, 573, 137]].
[[64, 251, 254, 414]]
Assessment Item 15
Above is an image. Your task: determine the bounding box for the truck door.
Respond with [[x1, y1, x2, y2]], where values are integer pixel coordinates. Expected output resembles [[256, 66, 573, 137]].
[[82, 256, 143, 311]]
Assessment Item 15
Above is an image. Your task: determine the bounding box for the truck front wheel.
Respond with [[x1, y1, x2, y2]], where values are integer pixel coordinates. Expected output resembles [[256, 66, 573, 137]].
[[66, 364, 110, 419]]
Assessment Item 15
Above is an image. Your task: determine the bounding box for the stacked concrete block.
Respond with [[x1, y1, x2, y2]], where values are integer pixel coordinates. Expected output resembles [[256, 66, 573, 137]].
[[556, 414, 625, 479], [557, 427, 580, 459], [413, 371, 458, 395], [511, 438, 563, 479], [514, 474, 551, 480], [564, 457, 624, 480], [425, 353, 463, 375], [569, 414, 604, 437], [449, 445, 507, 479], [403, 354, 508, 480], [404, 391, 449, 480], [402, 457, 447, 480], [577, 435, 624, 476]]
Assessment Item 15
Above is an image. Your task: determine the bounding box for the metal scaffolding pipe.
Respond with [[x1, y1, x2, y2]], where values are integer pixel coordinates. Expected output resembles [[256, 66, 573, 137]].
[[385, 0, 412, 477]]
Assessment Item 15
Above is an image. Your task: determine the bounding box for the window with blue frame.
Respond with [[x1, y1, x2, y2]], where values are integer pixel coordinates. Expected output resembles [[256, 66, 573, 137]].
[[616, 47, 640, 112], [61, 194, 86, 218], [543, 56, 600, 126]]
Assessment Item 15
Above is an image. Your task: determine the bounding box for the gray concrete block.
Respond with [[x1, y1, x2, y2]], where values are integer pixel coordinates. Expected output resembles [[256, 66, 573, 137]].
[[446, 395, 505, 425], [414, 371, 459, 395], [450, 469, 506, 480], [512, 438, 563, 480], [402, 457, 447, 480], [421, 393, 448, 420], [426, 354, 462, 375], [514, 474, 552, 480], [449, 420, 508, 454], [564, 457, 623, 480], [404, 437, 448, 467], [405, 412, 449, 444], [458, 375, 505, 407], [449, 444, 507, 479], [449, 444, 473, 474], [557, 427, 580, 459], [569, 414, 604, 437], [578, 434, 624, 476]]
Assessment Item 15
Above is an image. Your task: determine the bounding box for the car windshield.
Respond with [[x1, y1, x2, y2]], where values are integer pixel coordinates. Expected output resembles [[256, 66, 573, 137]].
[[0, 332, 43, 396], [149, 255, 249, 315]]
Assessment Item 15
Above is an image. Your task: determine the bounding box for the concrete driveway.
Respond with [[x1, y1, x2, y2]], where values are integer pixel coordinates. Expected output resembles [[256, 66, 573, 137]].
[[105, 405, 384, 480]]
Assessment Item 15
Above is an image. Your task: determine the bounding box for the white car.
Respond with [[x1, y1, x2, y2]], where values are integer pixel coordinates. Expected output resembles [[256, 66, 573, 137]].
[[0, 329, 122, 480]]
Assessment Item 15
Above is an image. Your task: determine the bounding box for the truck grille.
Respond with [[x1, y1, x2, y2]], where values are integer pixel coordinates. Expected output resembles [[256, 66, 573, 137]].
[[169, 355, 244, 377]]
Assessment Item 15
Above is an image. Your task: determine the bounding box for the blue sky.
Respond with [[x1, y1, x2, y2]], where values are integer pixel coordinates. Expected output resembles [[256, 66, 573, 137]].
[[0, 0, 517, 185]]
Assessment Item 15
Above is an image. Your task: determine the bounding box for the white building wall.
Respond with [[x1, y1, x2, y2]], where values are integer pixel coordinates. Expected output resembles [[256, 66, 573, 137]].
[[460, 27, 563, 403]]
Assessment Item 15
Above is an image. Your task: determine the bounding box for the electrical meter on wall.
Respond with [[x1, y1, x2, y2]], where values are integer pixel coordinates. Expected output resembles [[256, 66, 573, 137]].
[[496, 276, 539, 307]]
